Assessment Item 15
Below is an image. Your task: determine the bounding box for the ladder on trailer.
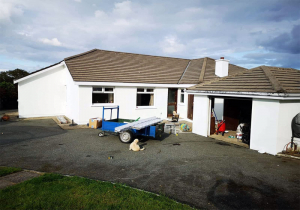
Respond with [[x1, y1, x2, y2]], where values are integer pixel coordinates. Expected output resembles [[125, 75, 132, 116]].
[[115, 117, 162, 132]]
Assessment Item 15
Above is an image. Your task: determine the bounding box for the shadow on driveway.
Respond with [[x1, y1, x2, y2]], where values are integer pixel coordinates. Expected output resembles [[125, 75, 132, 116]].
[[0, 119, 66, 145], [0, 119, 300, 209]]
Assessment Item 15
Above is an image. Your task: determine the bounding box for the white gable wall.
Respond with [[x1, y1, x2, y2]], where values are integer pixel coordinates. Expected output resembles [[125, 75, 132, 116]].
[[18, 64, 67, 118]]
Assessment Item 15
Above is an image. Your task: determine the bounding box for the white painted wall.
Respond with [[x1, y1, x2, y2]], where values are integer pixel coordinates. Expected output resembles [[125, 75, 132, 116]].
[[192, 95, 210, 137], [77, 86, 168, 124], [65, 65, 79, 122], [250, 99, 300, 155], [250, 99, 280, 154], [18, 65, 67, 118], [276, 100, 300, 153], [177, 89, 188, 119]]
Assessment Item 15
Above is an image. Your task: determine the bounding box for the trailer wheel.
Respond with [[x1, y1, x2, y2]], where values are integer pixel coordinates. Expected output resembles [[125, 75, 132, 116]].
[[98, 131, 105, 137], [119, 131, 134, 143]]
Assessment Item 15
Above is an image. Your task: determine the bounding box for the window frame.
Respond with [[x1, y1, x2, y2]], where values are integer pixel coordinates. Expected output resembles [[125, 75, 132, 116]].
[[92, 87, 115, 105], [136, 88, 155, 108], [179, 89, 185, 104]]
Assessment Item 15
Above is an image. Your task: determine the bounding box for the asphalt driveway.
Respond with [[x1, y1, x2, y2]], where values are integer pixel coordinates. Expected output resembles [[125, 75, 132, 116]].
[[0, 119, 299, 209]]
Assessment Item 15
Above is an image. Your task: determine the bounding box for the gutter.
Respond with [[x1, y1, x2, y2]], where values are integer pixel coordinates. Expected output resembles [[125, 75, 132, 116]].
[[186, 90, 300, 100]]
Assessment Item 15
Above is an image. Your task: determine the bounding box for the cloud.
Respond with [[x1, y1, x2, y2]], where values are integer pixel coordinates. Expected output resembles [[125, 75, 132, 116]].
[[113, 1, 132, 16], [160, 35, 186, 54], [0, 0, 299, 71], [259, 24, 300, 54], [241, 51, 300, 69], [95, 10, 106, 18], [74, 0, 81, 2], [39, 38, 62, 46], [0, 0, 23, 23]]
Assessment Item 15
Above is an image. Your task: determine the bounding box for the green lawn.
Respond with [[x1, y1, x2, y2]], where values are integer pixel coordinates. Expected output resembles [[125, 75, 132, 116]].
[[0, 173, 195, 210], [0, 166, 22, 177]]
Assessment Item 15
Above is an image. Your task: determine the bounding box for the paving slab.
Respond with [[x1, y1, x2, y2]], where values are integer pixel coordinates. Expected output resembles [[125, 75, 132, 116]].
[[0, 171, 42, 189]]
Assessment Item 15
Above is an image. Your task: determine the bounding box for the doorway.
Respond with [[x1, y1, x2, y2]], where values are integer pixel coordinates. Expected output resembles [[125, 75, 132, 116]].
[[187, 94, 194, 120], [223, 98, 252, 130], [209, 97, 252, 148], [167, 88, 177, 117]]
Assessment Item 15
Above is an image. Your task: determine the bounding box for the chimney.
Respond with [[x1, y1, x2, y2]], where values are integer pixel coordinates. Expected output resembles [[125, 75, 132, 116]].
[[215, 57, 229, 77]]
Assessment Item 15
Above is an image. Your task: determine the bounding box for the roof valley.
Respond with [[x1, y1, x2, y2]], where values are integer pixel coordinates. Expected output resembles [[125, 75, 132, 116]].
[[178, 60, 192, 84]]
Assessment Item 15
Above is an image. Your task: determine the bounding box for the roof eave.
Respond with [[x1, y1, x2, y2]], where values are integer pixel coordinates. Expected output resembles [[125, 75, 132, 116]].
[[186, 90, 300, 100], [14, 61, 65, 84]]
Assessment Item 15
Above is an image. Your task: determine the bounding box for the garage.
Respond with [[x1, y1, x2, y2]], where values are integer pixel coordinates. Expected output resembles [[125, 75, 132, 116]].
[[210, 97, 252, 147], [188, 66, 300, 155]]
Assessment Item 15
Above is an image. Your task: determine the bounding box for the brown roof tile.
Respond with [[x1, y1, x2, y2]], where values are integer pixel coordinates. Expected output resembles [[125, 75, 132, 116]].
[[64, 49, 246, 84], [188, 66, 300, 94], [179, 57, 247, 84], [64, 49, 190, 84]]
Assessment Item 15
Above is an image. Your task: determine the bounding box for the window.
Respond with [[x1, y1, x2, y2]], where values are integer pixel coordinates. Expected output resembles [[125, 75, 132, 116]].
[[92, 87, 114, 104], [136, 88, 154, 107], [180, 89, 184, 103]]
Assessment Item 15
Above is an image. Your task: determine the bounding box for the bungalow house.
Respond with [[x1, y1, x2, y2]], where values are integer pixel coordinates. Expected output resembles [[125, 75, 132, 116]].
[[14, 49, 299, 155], [187, 66, 300, 155], [14, 49, 246, 124]]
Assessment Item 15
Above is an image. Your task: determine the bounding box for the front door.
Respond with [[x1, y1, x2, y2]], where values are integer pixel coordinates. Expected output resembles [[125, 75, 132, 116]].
[[187, 94, 194, 120], [167, 88, 177, 117]]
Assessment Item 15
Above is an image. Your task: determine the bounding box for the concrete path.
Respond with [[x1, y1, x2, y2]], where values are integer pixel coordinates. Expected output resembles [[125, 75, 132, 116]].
[[0, 170, 42, 189], [0, 119, 300, 209]]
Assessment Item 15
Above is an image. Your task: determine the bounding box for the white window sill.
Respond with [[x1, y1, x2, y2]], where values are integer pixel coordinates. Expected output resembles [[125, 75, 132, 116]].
[[91, 103, 116, 107], [178, 103, 185, 106], [135, 106, 157, 110]]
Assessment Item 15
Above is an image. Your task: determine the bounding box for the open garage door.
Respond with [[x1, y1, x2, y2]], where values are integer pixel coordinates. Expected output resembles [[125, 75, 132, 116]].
[[210, 97, 252, 148], [223, 98, 252, 130]]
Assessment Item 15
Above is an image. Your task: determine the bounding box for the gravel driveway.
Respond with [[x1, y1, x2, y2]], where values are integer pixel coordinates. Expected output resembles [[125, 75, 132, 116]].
[[0, 119, 299, 209]]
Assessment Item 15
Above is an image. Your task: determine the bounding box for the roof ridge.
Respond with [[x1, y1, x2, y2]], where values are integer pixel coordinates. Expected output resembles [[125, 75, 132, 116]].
[[65, 48, 191, 62], [190, 68, 250, 88], [64, 49, 98, 61], [199, 57, 207, 83], [251, 65, 299, 71], [260, 66, 285, 93]]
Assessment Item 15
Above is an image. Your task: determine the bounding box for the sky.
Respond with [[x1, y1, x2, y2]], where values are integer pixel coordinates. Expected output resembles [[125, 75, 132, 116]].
[[0, 0, 299, 72]]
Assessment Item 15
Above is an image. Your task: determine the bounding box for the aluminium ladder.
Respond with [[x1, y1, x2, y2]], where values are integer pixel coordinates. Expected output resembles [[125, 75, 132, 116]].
[[115, 117, 162, 132]]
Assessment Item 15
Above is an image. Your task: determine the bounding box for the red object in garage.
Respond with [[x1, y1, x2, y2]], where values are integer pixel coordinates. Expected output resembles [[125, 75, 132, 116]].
[[216, 120, 226, 136]]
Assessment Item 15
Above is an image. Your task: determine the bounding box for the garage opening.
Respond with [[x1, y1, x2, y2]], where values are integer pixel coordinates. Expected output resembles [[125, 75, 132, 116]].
[[210, 97, 252, 148]]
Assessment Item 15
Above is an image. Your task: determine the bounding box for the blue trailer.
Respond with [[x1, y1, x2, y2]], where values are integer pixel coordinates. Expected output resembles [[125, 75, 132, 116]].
[[98, 106, 165, 143]]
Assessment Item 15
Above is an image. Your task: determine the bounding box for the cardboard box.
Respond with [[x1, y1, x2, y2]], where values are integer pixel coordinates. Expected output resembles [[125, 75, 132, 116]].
[[89, 118, 102, 129]]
